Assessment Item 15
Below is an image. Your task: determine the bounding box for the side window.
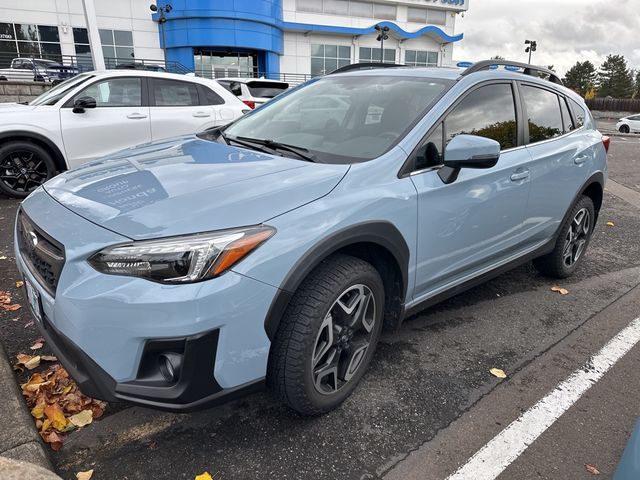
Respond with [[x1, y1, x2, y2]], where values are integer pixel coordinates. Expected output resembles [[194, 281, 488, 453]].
[[152, 79, 199, 106], [199, 86, 225, 106], [445, 84, 517, 150], [415, 123, 444, 170], [559, 97, 575, 133], [522, 86, 564, 143], [568, 99, 586, 129], [75, 77, 142, 107]]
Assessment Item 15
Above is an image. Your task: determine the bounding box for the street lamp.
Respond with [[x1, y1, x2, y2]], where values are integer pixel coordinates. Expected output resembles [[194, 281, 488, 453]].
[[525, 39, 537, 64], [150, 3, 172, 65], [374, 24, 390, 63]]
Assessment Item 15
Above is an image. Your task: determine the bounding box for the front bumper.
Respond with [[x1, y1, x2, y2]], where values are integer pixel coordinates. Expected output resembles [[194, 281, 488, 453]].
[[15, 188, 277, 410]]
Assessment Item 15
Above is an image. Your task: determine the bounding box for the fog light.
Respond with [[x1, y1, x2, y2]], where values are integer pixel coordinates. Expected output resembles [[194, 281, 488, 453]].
[[158, 353, 182, 383]]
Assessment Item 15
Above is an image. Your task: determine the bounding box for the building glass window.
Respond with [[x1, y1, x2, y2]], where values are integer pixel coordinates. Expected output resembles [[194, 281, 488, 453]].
[[0, 23, 62, 66], [405, 50, 439, 67], [311, 44, 351, 77], [359, 47, 395, 64], [408, 7, 446, 25], [297, 0, 397, 20], [99, 29, 134, 66], [407, 7, 427, 23]]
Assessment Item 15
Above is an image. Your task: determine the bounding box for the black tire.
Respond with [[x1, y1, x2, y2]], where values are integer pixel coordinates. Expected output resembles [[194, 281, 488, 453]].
[[0, 141, 57, 198], [619, 125, 630, 134], [533, 195, 595, 278], [268, 254, 385, 415]]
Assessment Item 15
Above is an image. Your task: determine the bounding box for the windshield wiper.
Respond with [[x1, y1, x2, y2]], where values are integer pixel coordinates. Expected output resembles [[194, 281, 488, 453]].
[[218, 131, 276, 155], [236, 136, 315, 162]]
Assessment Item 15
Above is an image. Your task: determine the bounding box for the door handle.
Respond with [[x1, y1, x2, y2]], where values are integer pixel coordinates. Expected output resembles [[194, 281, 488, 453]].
[[510, 170, 530, 182], [574, 155, 589, 165], [192, 112, 211, 118], [127, 113, 147, 120]]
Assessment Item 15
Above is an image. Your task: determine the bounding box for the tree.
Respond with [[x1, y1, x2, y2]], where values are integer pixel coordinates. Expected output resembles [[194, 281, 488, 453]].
[[562, 61, 597, 96], [635, 70, 640, 99], [597, 54, 635, 98], [491, 55, 505, 60]]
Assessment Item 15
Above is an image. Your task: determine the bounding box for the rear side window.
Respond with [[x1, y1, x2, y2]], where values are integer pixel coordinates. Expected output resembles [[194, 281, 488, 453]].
[[152, 78, 199, 106], [522, 86, 563, 143], [559, 97, 575, 133], [198, 85, 225, 105], [568, 99, 587, 128], [446, 83, 517, 150]]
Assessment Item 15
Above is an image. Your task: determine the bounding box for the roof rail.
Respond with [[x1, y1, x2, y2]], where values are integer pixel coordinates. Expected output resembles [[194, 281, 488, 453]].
[[328, 62, 407, 75], [460, 60, 564, 86]]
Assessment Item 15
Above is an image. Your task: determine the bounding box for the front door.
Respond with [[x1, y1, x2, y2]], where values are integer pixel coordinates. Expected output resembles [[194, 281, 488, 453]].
[[60, 76, 151, 169], [411, 82, 532, 300]]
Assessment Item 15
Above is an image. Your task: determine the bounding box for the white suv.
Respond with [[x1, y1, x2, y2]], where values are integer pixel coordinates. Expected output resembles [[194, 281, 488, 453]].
[[217, 78, 289, 109], [0, 70, 247, 197]]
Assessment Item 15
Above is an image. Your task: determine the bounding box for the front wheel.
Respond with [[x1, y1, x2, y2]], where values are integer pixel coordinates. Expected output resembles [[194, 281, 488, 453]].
[[268, 254, 385, 415], [533, 195, 595, 278], [619, 125, 630, 134], [0, 141, 56, 198]]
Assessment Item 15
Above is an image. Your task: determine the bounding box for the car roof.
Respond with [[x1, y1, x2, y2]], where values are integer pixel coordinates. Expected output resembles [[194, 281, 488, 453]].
[[216, 77, 289, 84]]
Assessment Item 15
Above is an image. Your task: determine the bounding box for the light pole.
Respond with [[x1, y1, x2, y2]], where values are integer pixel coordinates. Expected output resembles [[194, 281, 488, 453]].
[[525, 39, 537, 64], [150, 3, 172, 66], [374, 24, 390, 63]]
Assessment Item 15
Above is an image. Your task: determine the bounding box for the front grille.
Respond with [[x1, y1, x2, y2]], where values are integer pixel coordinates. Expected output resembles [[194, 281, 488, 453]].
[[16, 210, 65, 297]]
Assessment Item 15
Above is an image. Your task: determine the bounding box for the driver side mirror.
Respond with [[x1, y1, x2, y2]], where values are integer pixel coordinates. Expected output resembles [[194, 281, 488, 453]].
[[73, 96, 97, 114], [438, 134, 501, 184]]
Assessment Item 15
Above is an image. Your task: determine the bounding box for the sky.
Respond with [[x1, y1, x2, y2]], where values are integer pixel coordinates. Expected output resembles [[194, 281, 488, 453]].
[[455, 0, 640, 76]]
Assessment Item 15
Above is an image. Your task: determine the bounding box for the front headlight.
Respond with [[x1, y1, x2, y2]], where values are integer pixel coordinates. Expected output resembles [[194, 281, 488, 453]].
[[89, 226, 275, 283]]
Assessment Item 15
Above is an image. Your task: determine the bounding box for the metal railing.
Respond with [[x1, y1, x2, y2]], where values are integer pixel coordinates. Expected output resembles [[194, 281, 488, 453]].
[[194, 69, 312, 86]]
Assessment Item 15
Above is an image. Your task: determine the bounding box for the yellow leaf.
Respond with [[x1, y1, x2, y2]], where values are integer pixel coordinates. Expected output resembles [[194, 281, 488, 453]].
[[69, 410, 93, 428], [606, 221, 615, 227], [31, 404, 45, 419], [41, 355, 58, 362], [44, 403, 68, 431], [195, 473, 213, 480], [76, 469, 94, 480], [0, 256, 7, 260], [15, 280, 24, 288], [490, 368, 507, 379], [551, 286, 569, 295]]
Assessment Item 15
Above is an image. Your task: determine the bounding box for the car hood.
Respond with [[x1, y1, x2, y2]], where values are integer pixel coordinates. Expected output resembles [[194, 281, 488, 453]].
[[0, 103, 35, 112], [44, 136, 349, 240]]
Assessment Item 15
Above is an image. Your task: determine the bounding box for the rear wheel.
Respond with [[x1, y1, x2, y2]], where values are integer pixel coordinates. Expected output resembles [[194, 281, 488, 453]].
[[0, 141, 56, 198], [268, 254, 384, 415], [533, 195, 595, 278], [619, 124, 630, 134]]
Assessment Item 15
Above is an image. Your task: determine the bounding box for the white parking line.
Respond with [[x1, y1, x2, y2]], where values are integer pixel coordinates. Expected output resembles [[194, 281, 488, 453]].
[[446, 316, 640, 480]]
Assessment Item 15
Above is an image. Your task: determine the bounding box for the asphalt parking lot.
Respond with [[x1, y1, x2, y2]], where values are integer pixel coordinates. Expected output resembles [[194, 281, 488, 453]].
[[0, 135, 639, 480]]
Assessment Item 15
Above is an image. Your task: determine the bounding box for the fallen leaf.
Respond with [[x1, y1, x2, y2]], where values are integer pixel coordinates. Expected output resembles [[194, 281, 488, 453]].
[[40, 430, 64, 451], [41, 355, 58, 362], [22, 373, 52, 393], [195, 473, 213, 480], [31, 404, 45, 419], [551, 286, 569, 295], [490, 368, 507, 378], [44, 403, 69, 431], [16, 353, 41, 370], [606, 221, 615, 227], [69, 410, 93, 428], [585, 464, 601, 475], [24, 321, 34, 328], [15, 280, 24, 288], [0, 291, 11, 304], [76, 470, 94, 480], [30, 337, 45, 350], [0, 255, 7, 260], [1, 303, 21, 311]]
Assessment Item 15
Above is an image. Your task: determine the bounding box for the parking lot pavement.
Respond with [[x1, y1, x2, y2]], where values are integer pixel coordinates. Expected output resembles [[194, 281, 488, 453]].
[[0, 135, 639, 479], [607, 135, 640, 193]]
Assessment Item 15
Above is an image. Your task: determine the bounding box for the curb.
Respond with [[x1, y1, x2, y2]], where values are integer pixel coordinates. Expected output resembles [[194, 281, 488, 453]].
[[0, 341, 54, 472]]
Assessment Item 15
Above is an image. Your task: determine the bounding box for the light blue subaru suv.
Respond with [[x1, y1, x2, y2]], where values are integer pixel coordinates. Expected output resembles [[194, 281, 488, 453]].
[[15, 61, 609, 415]]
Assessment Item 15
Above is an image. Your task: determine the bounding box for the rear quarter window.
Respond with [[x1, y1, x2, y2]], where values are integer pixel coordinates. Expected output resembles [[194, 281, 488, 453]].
[[568, 98, 587, 128], [521, 85, 563, 143]]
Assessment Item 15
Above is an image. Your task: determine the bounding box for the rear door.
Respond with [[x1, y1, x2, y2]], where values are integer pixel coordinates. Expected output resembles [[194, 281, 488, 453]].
[[520, 84, 593, 243], [60, 76, 151, 168], [410, 82, 533, 299], [628, 114, 640, 132], [148, 77, 217, 140]]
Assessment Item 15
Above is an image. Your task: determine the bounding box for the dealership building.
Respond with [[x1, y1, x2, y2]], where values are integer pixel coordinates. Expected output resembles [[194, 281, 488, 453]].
[[0, 0, 467, 79]]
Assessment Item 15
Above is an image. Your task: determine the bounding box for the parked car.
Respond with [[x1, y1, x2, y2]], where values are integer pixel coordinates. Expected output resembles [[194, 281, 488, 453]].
[[0, 57, 77, 83], [217, 77, 289, 109], [115, 62, 167, 72], [0, 70, 248, 197], [616, 114, 640, 133], [15, 60, 608, 415]]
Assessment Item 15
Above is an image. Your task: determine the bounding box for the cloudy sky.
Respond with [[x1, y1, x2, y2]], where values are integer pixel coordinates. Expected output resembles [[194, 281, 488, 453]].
[[455, 0, 640, 76]]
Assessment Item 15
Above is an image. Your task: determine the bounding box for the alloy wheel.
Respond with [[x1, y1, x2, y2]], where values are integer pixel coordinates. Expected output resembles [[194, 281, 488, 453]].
[[562, 207, 591, 267], [0, 150, 49, 195], [311, 284, 376, 395]]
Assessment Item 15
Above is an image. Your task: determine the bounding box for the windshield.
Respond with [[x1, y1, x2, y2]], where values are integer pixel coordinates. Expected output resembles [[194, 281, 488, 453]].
[[224, 75, 452, 163], [30, 74, 94, 106]]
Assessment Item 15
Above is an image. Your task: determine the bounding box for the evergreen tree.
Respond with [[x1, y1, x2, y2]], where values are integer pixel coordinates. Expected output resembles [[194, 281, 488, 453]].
[[635, 70, 640, 99], [562, 61, 597, 96], [597, 55, 635, 98]]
